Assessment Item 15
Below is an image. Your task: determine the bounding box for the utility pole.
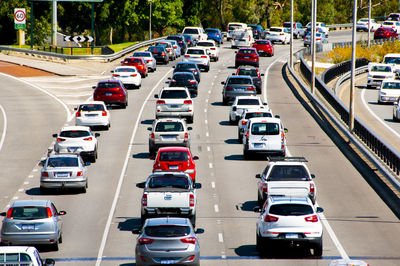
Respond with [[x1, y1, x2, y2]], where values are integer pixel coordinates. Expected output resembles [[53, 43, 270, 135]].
[[290, 0, 294, 68], [149, 0, 153, 40], [311, 0, 317, 94], [349, 0, 357, 132], [52, 0, 57, 46], [368, 0, 371, 47]]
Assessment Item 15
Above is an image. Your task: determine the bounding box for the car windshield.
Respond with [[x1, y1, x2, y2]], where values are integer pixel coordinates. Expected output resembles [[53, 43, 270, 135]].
[[251, 122, 279, 135], [160, 90, 189, 99], [383, 57, 400, 64], [97, 82, 120, 89], [115, 68, 137, 73], [133, 52, 150, 57], [148, 175, 189, 189], [268, 165, 310, 181], [238, 69, 258, 76], [229, 24, 244, 30], [47, 157, 79, 167], [239, 49, 255, 54], [187, 49, 205, 55], [382, 82, 400, 89], [183, 28, 199, 34], [156, 43, 171, 48], [371, 66, 391, 72], [237, 99, 260, 105], [145, 225, 191, 237], [206, 29, 218, 33], [227, 77, 252, 85], [59, 130, 91, 138], [269, 204, 314, 216], [245, 112, 272, 119], [159, 151, 189, 161], [79, 104, 105, 111], [9, 206, 49, 220], [155, 122, 184, 132], [197, 42, 214, 47]]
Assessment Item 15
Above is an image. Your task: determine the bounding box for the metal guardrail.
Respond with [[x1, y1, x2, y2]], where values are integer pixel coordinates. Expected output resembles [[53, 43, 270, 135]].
[[0, 37, 166, 62], [322, 58, 370, 85], [333, 65, 368, 94]]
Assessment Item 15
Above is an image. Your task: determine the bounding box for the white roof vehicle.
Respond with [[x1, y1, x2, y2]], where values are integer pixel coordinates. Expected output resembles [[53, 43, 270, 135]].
[[356, 18, 381, 32], [154, 87, 194, 123], [74, 101, 110, 130], [226, 22, 248, 41], [183, 47, 211, 72], [229, 95, 268, 124], [52, 126, 99, 163], [111, 66, 142, 89], [0, 246, 55, 266], [182, 26, 207, 44], [237, 108, 274, 143], [196, 40, 219, 61], [382, 20, 400, 32], [378, 79, 400, 104], [132, 51, 157, 71], [367, 63, 394, 89], [305, 21, 329, 36], [231, 27, 254, 48], [254, 196, 324, 256], [265, 27, 290, 44], [382, 53, 400, 73]]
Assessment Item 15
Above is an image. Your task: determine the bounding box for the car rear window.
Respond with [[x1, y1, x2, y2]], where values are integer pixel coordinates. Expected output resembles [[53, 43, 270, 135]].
[[183, 28, 200, 34], [237, 99, 260, 105], [159, 151, 189, 161], [245, 112, 272, 119], [115, 67, 137, 73], [9, 206, 49, 220], [206, 29, 219, 33], [124, 58, 142, 64], [251, 122, 279, 135], [239, 49, 255, 54], [370, 66, 391, 72], [269, 204, 314, 216], [149, 46, 164, 52], [133, 52, 150, 57], [148, 175, 189, 189], [383, 57, 400, 64], [238, 69, 258, 76], [229, 24, 244, 31], [173, 73, 193, 80], [160, 90, 189, 99], [197, 42, 214, 47], [268, 165, 310, 181], [255, 40, 270, 45], [382, 82, 400, 89], [155, 122, 184, 132], [269, 28, 283, 32], [59, 130, 91, 138], [227, 77, 252, 85], [79, 104, 105, 111], [176, 63, 196, 70], [97, 82, 120, 89], [47, 157, 79, 167], [145, 225, 190, 237], [187, 49, 205, 55]]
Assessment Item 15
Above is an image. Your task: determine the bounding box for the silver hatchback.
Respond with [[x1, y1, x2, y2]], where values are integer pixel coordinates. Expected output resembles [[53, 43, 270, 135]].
[[133, 217, 201, 266], [0, 200, 66, 251], [221, 75, 257, 105], [148, 118, 192, 155]]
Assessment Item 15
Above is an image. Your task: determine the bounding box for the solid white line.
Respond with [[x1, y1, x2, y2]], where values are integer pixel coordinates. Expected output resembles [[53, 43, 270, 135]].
[[218, 233, 224, 243], [95, 69, 173, 266], [209, 163, 213, 168], [214, 204, 219, 213], [32, 169, 38, 172], [361, 88, 400, 139], [28, 175, 33, 179], [208, 90, 211, 94], [207, 146, 210, 152], [211, 181, 215, 188], [0, 104, 7, 153], [205, 120, 208, 124], [205, 99, 209, 103], [263, 55, 287, 103], [206, 132, 209, 137], [204, 108, 207, 113]]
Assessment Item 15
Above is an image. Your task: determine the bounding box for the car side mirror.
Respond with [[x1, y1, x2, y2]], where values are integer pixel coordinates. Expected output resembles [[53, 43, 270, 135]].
[[136, 182, 146, 189], [85, 162, 91, 166], [154, 94, 159, 98], [52, 133, 57, 138], [255, 174, 261, 179], [92, 86, 96, 89], [316, 207, 324, 213], [44, 258, 56, 266], [284, 128, 288, 133], [261, 73, 265, 76], [147, 127, 152, 131], [193, 156, 199, 160], [235, 51, 237, 53], [110, 70, 114, 73], [232, 73, 235, 75], [95, 133, 100, 138], [195, 228, 204, 234], [58, 210, 67, 215], [221, 81, 225, 85], [194, 183, 202, 189], [274, 115, 280, 118], [38, 160, 46, 167], [132, 228, 142, 234], [311, 174, 315, 179], [253, 206, 262, 213], [188, 127, 193, 130]]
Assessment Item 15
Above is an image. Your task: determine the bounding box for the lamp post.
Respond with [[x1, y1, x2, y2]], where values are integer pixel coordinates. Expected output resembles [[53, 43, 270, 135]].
[[149, 0, 153, 40]]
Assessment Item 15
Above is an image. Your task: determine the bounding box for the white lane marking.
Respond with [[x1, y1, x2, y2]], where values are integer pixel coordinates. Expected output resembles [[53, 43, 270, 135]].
[[24, 182, 29, 185], [207, 146, 210, 152], [361, 88, 400, 138], [208, 90, 211, 94], [28, 175, 33, 179], [0, 104, 7, 153], [209, 163, 213, 168], [214, 204, 219, 213], [12, 197, 18, 200], [206, 99, 209, 103], [204, 108, 207, 113], [95, 69, 173, 266], [211, 181, 215, 188], [18, 189, 24, 192], [218, 233, 224, 243], [263, 56, 287, 103], [0, 73, 71, 121], [57, 93, 92, 97], [206, 132, 209, 137], [205, 120, 208, 124], [32, 169, 38, 172]]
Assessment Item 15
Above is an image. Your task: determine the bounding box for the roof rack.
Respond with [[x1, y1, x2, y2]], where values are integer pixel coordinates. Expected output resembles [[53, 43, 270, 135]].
[[267, 156, 308, 162]]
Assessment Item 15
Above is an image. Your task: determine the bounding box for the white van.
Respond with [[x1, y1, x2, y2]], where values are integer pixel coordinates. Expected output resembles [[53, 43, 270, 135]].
[[243, 117, 287, 158], [0, 246, 55, 266], [226, 22, 248, 41], [231, 27, 254, 48], [378, 79, 400, 104]]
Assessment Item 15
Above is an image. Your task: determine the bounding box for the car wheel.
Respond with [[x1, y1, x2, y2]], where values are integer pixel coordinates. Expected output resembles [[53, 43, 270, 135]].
[[205, 65, 210, 72], [393, 113, 398, 122], [59, 233, 63, 244], [52, 241, 59, 251], [313, 237, 323, 257], [257, 191, 263, 206], [367, 85, 371, 89], [91, 151, 97, 163], [40, 186, 49, 195], [243, 150, 251, 160], [256, 233, 265, 252], [229, 116, 235, 125], [222, 97, 228, 105], [141, 214, 147, 225], [238, 130, 243, 144], [187, 116, 194, 124], [190, 214, 196, 227]]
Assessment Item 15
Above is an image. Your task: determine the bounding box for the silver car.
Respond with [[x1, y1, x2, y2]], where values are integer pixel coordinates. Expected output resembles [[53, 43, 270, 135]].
[[148, 118, 192, 155], [164, 39, 182, 57], [132, 51, 157, 72], [0, 200, 66, 251], [40, 154, 89, 193], [133, 217, 201, 266], [221, 75, 257, 105]]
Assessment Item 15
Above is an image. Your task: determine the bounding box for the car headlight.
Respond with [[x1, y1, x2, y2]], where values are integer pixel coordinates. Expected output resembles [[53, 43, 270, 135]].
[[380, 92, 386, 96]]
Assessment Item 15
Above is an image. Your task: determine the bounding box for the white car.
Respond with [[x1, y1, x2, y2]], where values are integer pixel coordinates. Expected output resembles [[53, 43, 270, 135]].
[[182, 26, 207, 44], [229, 96, 268, 124], [154, 87, 194, 123], [111, 66, 141, 89], [254, 196, 324, 256], [132, 51, 157, 72], [183, 47, 211, 72], [367, 63, 394, 89], [378, 79, 400, 104], [356, 18, 381, 32], [226, 22, 248, 41], [265, 27, 290, 44], [382, 20, 400, 32], [74, 101, 110, 129], [164, 39, 182, 57], [196, 40, 219, 61], [383, 53, 400, 74], [231, 28, 254, 48], [0, 246, 55, 266], [305, 22, 329, 36], [52, 126, 99, 162], [243, 117, 287, 158], [238, 108, 273, 143], [393, 97, 400, 121]]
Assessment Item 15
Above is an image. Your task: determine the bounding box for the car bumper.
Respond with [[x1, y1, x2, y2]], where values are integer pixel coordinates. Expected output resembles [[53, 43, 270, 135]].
[[1, 232, 59, 245], [260, 235, 322, 246], [94, 96, 126, 105], [112, 77, 141, 86], [223, 92, 257, 102], [76, 117, 109, 127], [156, 111, 194, 118], [235, 59, 258, 66], [379, 95, 399, 103], [136, 247, 200, 266], [41, 179, 87, 189]]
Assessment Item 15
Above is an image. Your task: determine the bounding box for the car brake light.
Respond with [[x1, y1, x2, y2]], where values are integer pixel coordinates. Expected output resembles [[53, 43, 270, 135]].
[[173, 45, 177, 48], [187, 255, 195, 261], [139, 237, 154, 245], [181, 237, 196, 244], [211, 47, 216, 50], [184, 100, 192, 104], [184, 132, 189, 139], [201, 55, 207, 58], [102, 111, 107, 116], [42, 171, 49, 178], [131, 74, 138, 77], [264, 215, 279, 222], [280, 33, 284, 35], [225, 86, 232, 91], [6, 208, 13, 219], [150, 133, 155, 139], [56, 138, 65, 142], [247, 87, 255, 91], [47, 207, 53, 218], [305, 215, 319, 222], [189, 194, 195, 207], [241, 120, 247, 125], [262, 183, 268, 193], [189, 80, 196, 84], [113, 74, 120, 77], [184, 55, 190, 57], [310, 183, 315, 193], [77, 171, 83, 177], [316, 38, 321, 41], [157, 100, 165, 104], [142, 194, 147, 207], [83, 137, 93, 141], [161, 52, 166, 56], [75, 111, 81, 117]]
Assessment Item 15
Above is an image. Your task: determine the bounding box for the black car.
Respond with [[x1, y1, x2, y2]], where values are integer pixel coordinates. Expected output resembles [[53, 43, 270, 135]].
[[167, 35, 187, 54], [148, 46, 168, 64], [181, 34, 195, 47], [173, 62, 200, 83], [249, 24, 266, 39], [235, 66, 264, 94], [168, 72, 199, 97]]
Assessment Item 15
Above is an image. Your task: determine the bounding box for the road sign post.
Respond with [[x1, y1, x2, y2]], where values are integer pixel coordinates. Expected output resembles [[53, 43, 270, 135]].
[[14, 8, 26, 48]]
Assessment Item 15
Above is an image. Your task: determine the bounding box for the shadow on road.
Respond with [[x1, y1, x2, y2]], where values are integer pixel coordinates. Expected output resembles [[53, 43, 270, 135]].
[[211, 101, 224, 106], [234, 244, 315, 259], [238, 200, 258, 212], [224, 138, 239, 144], [219, 121, 232, 126], [132, 153, 150, 159], [141, 119, 153, 125], [117, 217, 142, 232], [224, 154, 244, 161]]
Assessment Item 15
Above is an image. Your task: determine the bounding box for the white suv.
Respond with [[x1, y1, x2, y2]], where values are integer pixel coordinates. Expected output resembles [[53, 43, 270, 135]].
[[238, 108, 273, 143], [229, 96, 268, 124], [154, 87, 194, 123], [196, 40, 219, 61], [243, 117, 287, 158], [183, 47, 211, 72], [254, 196, 324, 256], [367, 63, 394, 89]]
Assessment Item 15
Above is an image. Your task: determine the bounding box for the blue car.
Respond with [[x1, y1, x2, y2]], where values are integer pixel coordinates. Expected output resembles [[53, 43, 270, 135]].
[[205, 28, 223, 45]]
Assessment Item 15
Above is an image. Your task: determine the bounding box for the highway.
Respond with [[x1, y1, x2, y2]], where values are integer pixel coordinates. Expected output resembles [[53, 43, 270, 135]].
[[0, 30, 399, 266]]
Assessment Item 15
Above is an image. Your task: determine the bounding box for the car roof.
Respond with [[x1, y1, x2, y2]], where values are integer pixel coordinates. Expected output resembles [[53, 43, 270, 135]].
[[228, 75, 253, 79], [238, 66, 259, 70], [384, 53, 400, 57], [0, 246, 37, 253], [98, 79, 121, 84], [238, 47, 257, 51], [78, 101, 106, 106], [174, 72, 195, 76], [158, 146, 190, 152], [60, 126, 91, 132], [11, 199, 50, 207], [248, 117, 281, 123], [235, 95, 261, 100], [150, 171, 191, 179], [161, 86, 188, 91], [145, 217, 191, 227], [269, 196, 312, 205], [155, 118, 186, 123], [115, 66, 138, 70], [47, 153, 80, 159]]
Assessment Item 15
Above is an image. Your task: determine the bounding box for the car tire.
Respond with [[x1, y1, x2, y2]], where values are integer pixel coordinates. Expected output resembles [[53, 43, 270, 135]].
[[229, 116, 235, 125], [238, 130, 243, 144], [59, 233, 63, 244], [367, 85, 371, 89], [393, 114, 398, 122], [40, 186, 49, 195], [187, 116, 194, 124], [243, 150, 251, 160], [190, 214, 196, 227], [235, 63, 239, 68], [52, 241, 59, 251], [256, 233, 267, 254], [313, 237, 323, 257], [141, 214, 147, 225], [205, 65, 210, 72], [222, 97, 229, 106]]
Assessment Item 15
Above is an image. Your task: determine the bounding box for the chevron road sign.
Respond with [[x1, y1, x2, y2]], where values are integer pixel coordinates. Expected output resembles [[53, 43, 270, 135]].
[[64, 35, 94, 43]]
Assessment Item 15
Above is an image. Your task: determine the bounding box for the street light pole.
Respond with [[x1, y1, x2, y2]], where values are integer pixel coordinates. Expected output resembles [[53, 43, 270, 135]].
[[290, 0, 294, 68], [368, 0, 371, 47], [311, 0, 317, 94], [349, 0, 357, 133], [149, 0, 153, 40]]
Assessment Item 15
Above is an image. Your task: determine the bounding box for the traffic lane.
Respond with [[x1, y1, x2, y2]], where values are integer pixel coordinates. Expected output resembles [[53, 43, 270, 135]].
[[279, 64, 400, 262], [0, 74, 66, 209]]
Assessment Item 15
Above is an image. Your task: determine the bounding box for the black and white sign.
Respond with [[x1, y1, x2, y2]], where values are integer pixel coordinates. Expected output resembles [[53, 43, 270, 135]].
[[64, 35, 94, 43]]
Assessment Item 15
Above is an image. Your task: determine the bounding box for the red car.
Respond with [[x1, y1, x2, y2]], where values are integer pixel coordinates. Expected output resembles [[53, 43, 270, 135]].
[[235, 48, 259, 68], [374, 27, 398, 40], [92, 80, 128, 108], [121, 57, 148, 78], [252, 40, 274, 57], [152, 147, 199, 182]]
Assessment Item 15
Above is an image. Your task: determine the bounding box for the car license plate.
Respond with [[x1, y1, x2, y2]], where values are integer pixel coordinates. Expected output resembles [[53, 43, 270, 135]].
[[22, 224, 35, 230], [244, 56, 250, 59], [254, 143, 264, 148], [86, 114, 98, 117], [162, 135, 175, 140], [170, 105, 179, 108], [161, 260, 174, 264], [105, 93, 113, 96], [169, 165, 179, 170], [56, 172, 69, 178], [258, 50, 264, 52], [285, 233, 298, 239]]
